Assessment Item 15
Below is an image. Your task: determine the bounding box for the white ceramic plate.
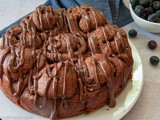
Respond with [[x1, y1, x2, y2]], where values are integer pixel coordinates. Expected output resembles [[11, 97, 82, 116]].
[[0, 39, 143, 120]]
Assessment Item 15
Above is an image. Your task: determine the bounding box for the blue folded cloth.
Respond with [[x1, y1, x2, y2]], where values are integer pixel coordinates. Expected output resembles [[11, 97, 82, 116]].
[[0, 0, 133, 37]]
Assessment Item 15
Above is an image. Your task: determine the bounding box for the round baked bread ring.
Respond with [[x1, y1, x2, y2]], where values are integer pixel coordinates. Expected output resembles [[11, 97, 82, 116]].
[[0, 5, 133, 120]]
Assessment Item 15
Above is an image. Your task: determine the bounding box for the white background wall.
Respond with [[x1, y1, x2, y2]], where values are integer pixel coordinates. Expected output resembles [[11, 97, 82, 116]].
[[0, 0, 47, 30]]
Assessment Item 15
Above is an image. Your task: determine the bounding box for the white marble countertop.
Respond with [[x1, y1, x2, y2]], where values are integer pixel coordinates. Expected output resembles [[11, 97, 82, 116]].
[[0, 0, 160, 120]]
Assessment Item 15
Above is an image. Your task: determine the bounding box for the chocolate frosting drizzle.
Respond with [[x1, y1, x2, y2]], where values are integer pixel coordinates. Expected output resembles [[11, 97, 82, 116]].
[[0, 5, 133, 120]]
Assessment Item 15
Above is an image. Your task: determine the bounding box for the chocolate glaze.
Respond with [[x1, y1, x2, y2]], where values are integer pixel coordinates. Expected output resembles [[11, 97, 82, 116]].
[[0, 5, 133, 120], [67, 5, 106, 39]]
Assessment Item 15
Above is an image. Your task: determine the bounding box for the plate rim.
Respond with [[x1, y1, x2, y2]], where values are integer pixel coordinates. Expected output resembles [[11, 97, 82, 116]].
[[118, 39, 144, 120]]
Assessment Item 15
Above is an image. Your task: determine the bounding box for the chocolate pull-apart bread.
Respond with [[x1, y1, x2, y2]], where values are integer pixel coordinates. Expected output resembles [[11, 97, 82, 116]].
[[0, 5, 133, 120]]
